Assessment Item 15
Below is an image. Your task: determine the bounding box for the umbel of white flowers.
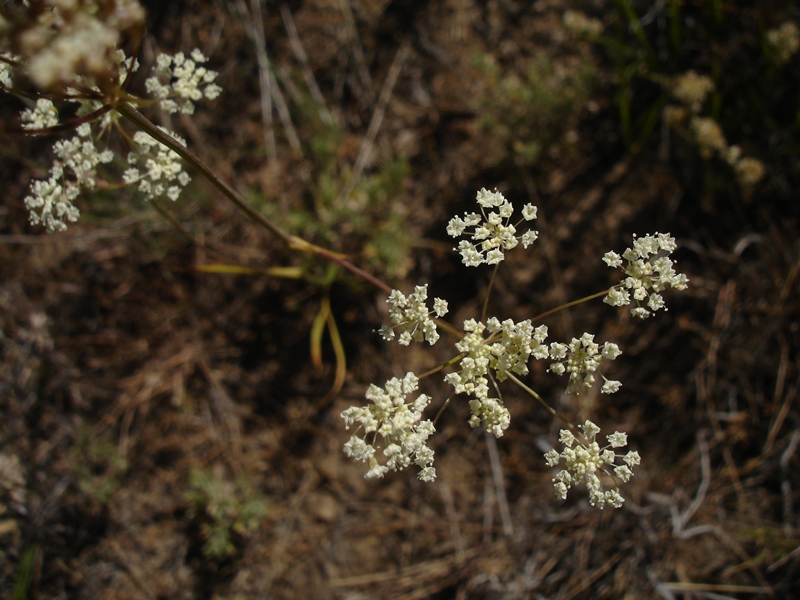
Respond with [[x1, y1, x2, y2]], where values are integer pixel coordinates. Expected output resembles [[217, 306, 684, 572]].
[[8, 48, 221, 232], [342, 187, 688, 509], [341, 372, 436, 482], [603, 232, 689, 318], [544, 420, 641, 509]]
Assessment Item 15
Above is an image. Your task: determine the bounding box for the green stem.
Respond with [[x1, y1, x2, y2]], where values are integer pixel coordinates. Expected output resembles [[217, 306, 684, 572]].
[[481, 262, 501, 323], [117, 102, 295, 244], [530, 289, 609, 322], [115, 102, 393, 293], [417, 352, 466, 380], [506, 373, 573, 429]]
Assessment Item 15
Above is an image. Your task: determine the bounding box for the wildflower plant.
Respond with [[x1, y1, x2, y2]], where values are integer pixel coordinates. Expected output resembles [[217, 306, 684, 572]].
[[341, 188, 689, 508], [2, 2, 691, 512], [544, 421, 641, 509], [663, 71, 767, 190]]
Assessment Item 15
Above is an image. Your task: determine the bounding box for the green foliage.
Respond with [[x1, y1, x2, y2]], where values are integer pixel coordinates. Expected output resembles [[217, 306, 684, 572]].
[[738, 526, 800, 568], [12, 544, 40, 600], [244, 69, 415, 280], [474, 51, 597, 169], [573, 1, 800, 204], [185, 467, 268, 561], [72, 429, 128, 506]]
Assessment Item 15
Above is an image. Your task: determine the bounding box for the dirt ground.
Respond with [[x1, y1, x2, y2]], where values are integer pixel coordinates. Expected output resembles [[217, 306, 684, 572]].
[[2, 1, 799, 598]]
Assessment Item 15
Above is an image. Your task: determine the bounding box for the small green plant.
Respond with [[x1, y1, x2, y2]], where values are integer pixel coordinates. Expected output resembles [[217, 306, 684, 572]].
[[563, 3, 796, 202], [474, 51, 596, 169], [185, 467, 268, 560], [72, 429, 128, 506]]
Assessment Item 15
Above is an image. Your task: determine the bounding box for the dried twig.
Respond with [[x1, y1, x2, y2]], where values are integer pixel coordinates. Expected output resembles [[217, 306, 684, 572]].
[[336, 42, 409, 209]]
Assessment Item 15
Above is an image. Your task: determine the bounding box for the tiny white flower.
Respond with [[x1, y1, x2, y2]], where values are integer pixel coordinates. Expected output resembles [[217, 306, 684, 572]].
[[604, 489, 625, 508], [380, 285, 447, 346], [624, 450, 641, 467], [522, 204, 538, 220], [580, 420, 601, 440], [603, 233, 688, 318], [614, 465, 633, 482], [559, 429, 576, 447], [606, 431, 627, 448], [341, 372, 436, 481], [448, 189, 539, 266], [545, 422, 638, 508]]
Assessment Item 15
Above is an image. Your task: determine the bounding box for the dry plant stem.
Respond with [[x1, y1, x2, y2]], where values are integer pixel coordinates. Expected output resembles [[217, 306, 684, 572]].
[[481, 262, 501, 323], [431, 396, 452, 429], [336, 41, 409, 209], [243, 0, 277, 158], [506, 372, 573, 429], [279, 3, 334, 127], [433, 317, 465, 340], [8, 103, 112, 136], [115, 102, 392, 293], [530, 289, 610, 322], [418, 352, 468, 380], [484, 431, 514, 537]]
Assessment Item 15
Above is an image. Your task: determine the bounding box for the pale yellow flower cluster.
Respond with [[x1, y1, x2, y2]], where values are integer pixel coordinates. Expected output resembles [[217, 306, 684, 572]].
[[767, 22, 800, 64], [672, 71, 714, 113], [666, 71, 765, 189], [563, 10, 603, 37], [3, 0, 145, 90]]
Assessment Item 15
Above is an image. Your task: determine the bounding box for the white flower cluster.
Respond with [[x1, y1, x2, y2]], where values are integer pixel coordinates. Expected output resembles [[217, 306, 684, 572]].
[[671, 70, 714, 113], [341, 373, 436, 482], [447, 319, 509, 437], [447, 188, 538, 267], [146, 49, 222, 115], [485, 317, 549, 382], [7, 0, 145, 90], [767, 22, 800, 64], [664, 73, 766, 188], [548, 333, 622, 394], [443, 317, 548, 437], [24, 121, 114, 232], [123, 129, 191, 201], [379, 285, 448, 346], [1, 53, 17, 88], [563, 10, 603, 37], [340, 188, 680, 510], [544, 420, 640, 509], [11, 43, 222, 231], [691, 116, 727, 159], [603, 233, 689, 318], [732, 155, 767, 187], [20, 98, 60, 130]]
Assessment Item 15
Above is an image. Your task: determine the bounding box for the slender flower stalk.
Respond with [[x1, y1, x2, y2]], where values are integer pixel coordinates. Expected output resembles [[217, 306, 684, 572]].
[[117, 102, 388, 289]]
